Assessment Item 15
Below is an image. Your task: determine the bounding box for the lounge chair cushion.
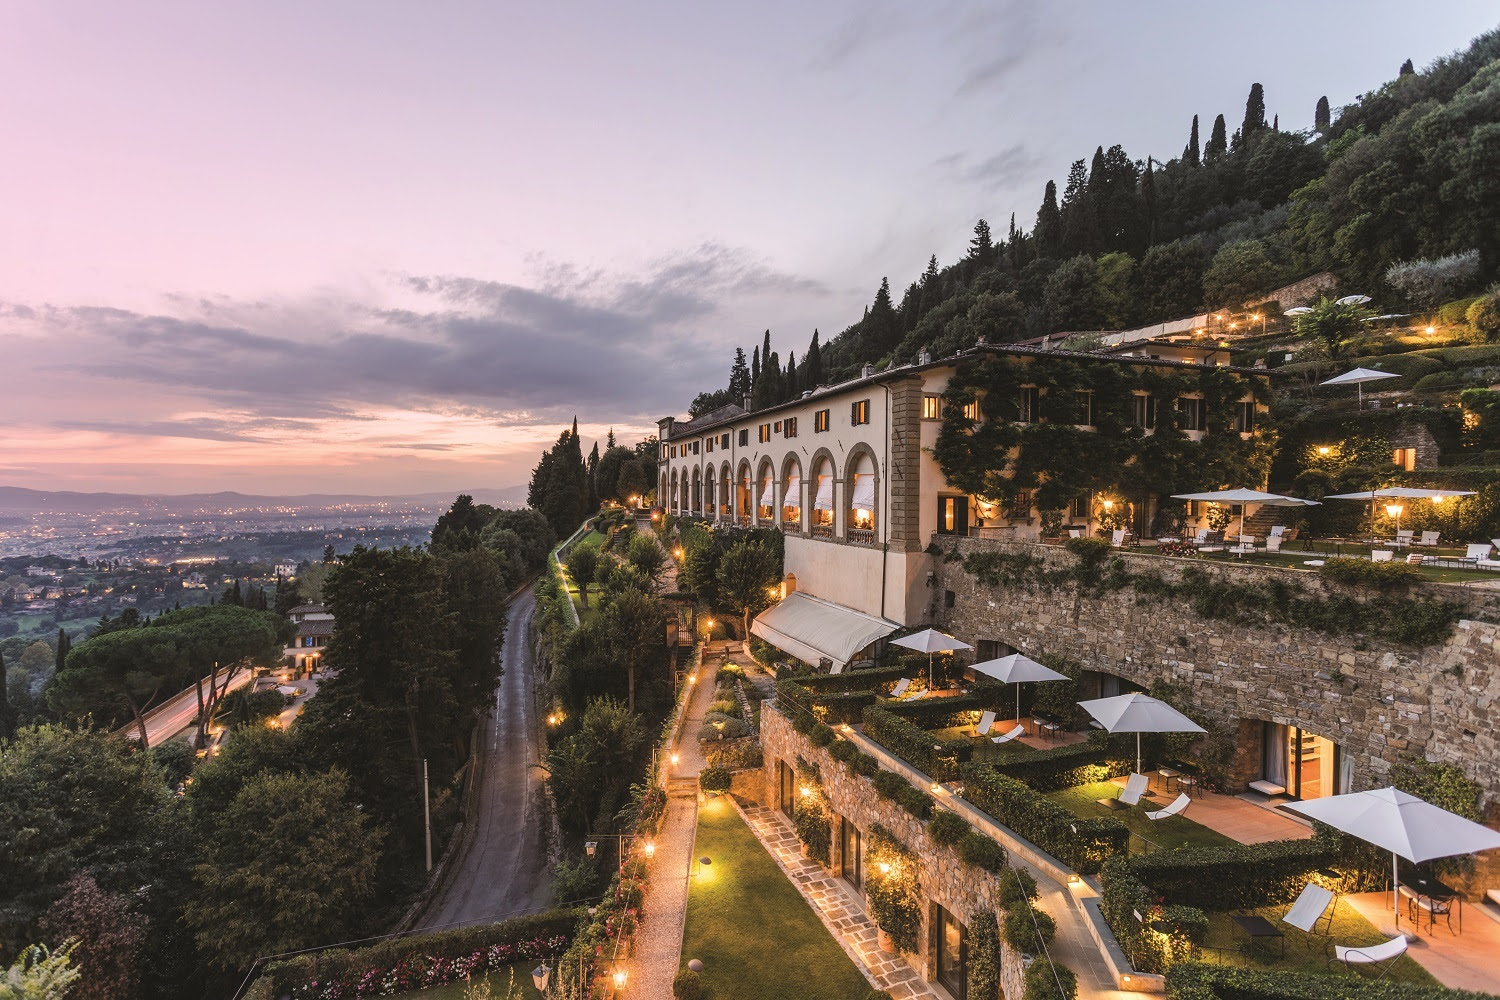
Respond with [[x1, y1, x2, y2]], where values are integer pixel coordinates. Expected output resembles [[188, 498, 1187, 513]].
[[1334, 934, 1407, 965], [1283, 884, 1334, 934], [1146, 793, 1190, 820], [1119, 772, 1149, 806], [991, 724, 1025, 744]]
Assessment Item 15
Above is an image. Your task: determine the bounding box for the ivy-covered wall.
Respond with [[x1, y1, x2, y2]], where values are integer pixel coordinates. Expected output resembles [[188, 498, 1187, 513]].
[[932, 354, 1275, 514], [932, 536, 1500, 802]]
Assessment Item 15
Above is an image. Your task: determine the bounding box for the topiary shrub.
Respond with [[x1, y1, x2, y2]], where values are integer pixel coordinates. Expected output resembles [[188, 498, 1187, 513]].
[[852, 751, 879, 776], [997, 866, 1038, 909], [1468, 288, 1500, 343], [698, 767, 731, 793], [959, 831, 1008, 873], [673, 967, 704, 1000], [1023, 959, 1077, 1000], [928, 809, 969, 847], [967, 910, 1002, 1000]]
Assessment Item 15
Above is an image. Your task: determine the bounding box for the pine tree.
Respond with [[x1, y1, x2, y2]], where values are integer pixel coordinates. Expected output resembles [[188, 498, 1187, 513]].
[[1241, 83, 1266, 141], [866, 278, 897, 356], [1314, 95, 1331, 132], [1059, 159, 1095, 255], [784, 351, 798, 400], [803, 330, 823, 389], [1205, 114, 1228, 162], [1399, 58, 1414, 77], [1183, 114, 1200, 166], [728, 347, 751, 399], [1034, 179, 1062, 258], [606, 427, 616, 448], [968, 219, 994, 263], [1141, 157, 1158, 247], [922, 255, 940, 286]]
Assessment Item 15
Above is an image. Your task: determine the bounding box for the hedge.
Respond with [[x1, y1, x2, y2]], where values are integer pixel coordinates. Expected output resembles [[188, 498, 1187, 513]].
[[928, 809, 970, 847], [862, 705, 973, 778], [1164, 962, 1492, 1000], [959, 761, 1129, 875], [958, 830, 1008, 873], [1022, 959, 1078, 1000], [873, 768, 933, 819], [992, 732, 1134, 791], [243, 909, 582, 1000], [796, 664, 911, 693], [883, 691, 999, 729]]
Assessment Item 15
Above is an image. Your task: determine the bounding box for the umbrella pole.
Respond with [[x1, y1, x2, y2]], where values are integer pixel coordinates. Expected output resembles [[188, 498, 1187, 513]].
[[1137, 732, 1142, 776], [1393, 852, 1400, 930], [1016, 684, 1022, 728]]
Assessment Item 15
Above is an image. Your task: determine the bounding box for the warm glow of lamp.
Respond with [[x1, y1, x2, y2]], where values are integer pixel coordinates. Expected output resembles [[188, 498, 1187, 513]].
[[1385, 504, 1404, 518], [840, 724, 853, 734], [1317, 446, 1330, 456], [688, 673, 697, 685], [1067, 873, 1082, 886], [799, 786, 812, 798], [704, 618, 714, 630], [878, 862, 892, 875], [674, 547, 683, 559], [670, 753, 680, 766], [1432, 496, 1445, 505], [1101, 499, 1114, 510], [613, 968, 627, 989], [1426, 325, 1436, 335], [644, 841, 655, 859], [547, 713, 559, 726]]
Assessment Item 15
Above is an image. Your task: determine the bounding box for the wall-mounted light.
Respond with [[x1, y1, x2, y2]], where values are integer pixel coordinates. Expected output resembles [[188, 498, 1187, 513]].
[[878, 861, 892, 874], [670, 753, 680, 766], [644, 841, 655, 859], [1431, 496, 1445, 505], [799, 785, 812, 798], [1101, 499, 1114, 510]]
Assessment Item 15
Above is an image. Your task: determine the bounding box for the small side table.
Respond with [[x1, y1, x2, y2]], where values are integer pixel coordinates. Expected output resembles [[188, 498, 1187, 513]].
[[1231, 914, 1286, 957]]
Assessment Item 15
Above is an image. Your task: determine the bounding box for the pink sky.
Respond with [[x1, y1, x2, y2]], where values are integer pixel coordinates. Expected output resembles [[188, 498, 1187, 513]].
[[1, 1, 1494, 494]]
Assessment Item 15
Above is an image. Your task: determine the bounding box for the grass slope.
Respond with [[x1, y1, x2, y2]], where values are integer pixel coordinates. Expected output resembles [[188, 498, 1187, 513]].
[[682, 798, 871, 1000]]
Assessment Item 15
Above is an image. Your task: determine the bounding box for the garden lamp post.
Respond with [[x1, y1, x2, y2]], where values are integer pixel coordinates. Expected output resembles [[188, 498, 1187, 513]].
[[1386, 503, 1403, 537]]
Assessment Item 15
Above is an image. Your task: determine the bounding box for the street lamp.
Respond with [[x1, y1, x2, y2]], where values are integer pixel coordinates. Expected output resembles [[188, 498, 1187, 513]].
[[1385, 503, 1404, 536]]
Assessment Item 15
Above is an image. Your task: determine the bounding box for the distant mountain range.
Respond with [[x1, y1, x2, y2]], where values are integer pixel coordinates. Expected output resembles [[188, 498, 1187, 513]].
[[0, 485, 530, 515]]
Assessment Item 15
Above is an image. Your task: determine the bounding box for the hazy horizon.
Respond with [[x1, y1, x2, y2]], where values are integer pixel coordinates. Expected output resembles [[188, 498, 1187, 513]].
[[3, 1, 1495, 494]]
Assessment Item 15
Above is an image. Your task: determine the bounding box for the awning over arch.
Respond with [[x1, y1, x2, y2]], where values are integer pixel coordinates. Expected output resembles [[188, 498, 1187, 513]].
[[851, 473, 875, 511], [758, 474, 774, 507], [782, 473, 802, 509], [751, 592, 899, 673], [813, 474, 835, 511]]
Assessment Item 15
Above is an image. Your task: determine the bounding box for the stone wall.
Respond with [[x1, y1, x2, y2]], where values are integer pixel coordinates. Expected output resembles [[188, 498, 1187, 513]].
[[761, 707, 1017, 991], [933, 537, 1500, 801]]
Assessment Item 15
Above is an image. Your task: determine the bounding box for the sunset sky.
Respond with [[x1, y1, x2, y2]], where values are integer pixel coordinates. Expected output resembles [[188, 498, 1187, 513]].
[[2, 1, 1494, 494]]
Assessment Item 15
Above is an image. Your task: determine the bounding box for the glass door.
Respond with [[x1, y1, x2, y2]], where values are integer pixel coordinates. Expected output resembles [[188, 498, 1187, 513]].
[[777, 759, 795, 816], [936, 905, 967, 999], [840, 818, 862, 890], [938, 496, 969, 536], [1265, 724, 1343, 800]]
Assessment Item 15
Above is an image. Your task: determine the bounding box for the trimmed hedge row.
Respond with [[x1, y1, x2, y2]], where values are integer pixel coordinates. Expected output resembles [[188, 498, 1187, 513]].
[[959, 761, 1129, 875], [1164, 962, 1491, 1000], [993, 731, 1134, 791], [883, 691, 998, 729], [873, 768, 933, 819], [243, 910, 583, 1000], [796, 664, 910, 693], [862, 705, 973, 778]]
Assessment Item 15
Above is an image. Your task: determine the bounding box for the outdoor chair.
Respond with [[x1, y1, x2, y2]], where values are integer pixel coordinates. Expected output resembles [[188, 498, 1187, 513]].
[[1068, 528, 1083, 539], [1119, 772, 1149, 806], [1417, 531, 1440, 547], [1266, 535, 1283, 553], [1199, 530, 1226, 553], [1394, 529, 1414, 548], [1330, 934, 1408, 980], [1282, 883, 1336, 944], [1400, 884, 1454, 934], [1146, 793, 1190, 820], [1406, 553, 1424, 566], [1466, 543, 1500, 570], [991, 724, 1025, 744], [1111, 528, 1128, 548], [1234, 535, 1256, 556], [1371, 549, 1394, 563], [890, 678, 912, 698], [1269, 525, 1286, 538], [974, 710, 997, 737]]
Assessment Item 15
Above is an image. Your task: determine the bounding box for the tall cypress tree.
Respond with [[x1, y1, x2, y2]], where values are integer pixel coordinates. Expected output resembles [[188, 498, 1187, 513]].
[[1183, 114, 1200, 166], [1314, 96, 1330, 132], [1241, 83, 1266, 141], [55, 628, 71, 673], [1205, 114, 1228, 162], [587, 442, 600, 514], [784, 351, 798, 401], [803, 330, 823, 389], [765, 352, 782, 406], [750, 346, 760, 389], [1059, 159, 1095, 255], [1034, 179, 1062, 259], [1141, 157, 1158, 247], [1399, 58, 1414, 77]]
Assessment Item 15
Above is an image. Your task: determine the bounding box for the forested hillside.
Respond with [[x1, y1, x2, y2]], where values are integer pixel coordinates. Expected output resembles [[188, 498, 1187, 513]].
[[689, 27, 1499, 415]]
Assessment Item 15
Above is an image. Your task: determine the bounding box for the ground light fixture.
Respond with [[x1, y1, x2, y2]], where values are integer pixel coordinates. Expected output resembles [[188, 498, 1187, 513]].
[[644, 841, 655, 859], [532, 965, 550, 991]]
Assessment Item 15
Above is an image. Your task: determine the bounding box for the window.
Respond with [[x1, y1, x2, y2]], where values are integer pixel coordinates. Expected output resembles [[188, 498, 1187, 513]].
[[975, 639, 1016, 662], [1071, 494, 1090, 519], [922, 394, 942, 420], [962, 400, 980, 422], [1005, 491, 1032, 520], [721, 433, 730, 449], [705, 437, 713, 453], [738, 429, 749, 447], [814, 409, 830, 432], [692, 441, 699, 455], [1394, 447, 1416, 471], [1236, 401, 1256, 433], [1018, 386, 1040, 423], [784, 417, 798, 438], [1180, 397, 1206, 431], [1133, 394, 1156, 429], [758, 423, 771, 443], [773, 421, 781, 433], [1075, 390, 1095, 426], [851, 399, 871, 425], [944, 590, 956, 609]]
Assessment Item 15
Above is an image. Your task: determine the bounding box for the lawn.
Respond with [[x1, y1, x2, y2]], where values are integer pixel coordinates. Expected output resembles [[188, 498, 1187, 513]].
[[1190, 544, 1498, 583], [930, 724, 1030, 765], [1048, 781, 1238, 852], [384, 961, 545, 999], [556, 526, 607, 618], [1196, 904, 1435, 984], [682, 797, 871, 1000]]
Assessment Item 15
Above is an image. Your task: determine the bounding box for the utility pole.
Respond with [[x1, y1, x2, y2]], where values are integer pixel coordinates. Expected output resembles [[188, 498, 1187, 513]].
[[423, 758, 433, 872]]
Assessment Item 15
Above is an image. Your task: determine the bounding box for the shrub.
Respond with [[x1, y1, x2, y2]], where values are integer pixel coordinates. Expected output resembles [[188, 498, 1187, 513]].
[[1164, 962, 1482, 1000], [852, 751, 879, 776], [994, 732, 1132, 791], [1022, 959, 1078, 1000], [968, 910, 1002, 1000], [872, 769, 933, 819], [699, 713, 750, 740], [1469, 288, 1500, 343], [1004, 904, 1056, 953], [997, 866, 1038, 909], [793, 800, 831, 865], [958, 831, 1008, 873], [698, 767, 731, 793], [928, 809, 969, 847], [883, 692, 996, 731], [808, 723, 835, 748], [673, 968, 704, 1000], [707, 699, 740, 717], [828, 739, 858, 764], [1318, 557, 1423, 591], [864, 992, 894, 1000], [862, 705, 972, 778], [960, 762, 1129, 874]]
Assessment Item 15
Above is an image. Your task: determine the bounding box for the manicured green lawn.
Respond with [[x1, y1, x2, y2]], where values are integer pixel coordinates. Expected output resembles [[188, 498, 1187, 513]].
[[1199, 904, 1435, 984], [1048, 782, 1237, 852], [385, 961, 544, 998], [682, 797, 871, 1000], [930, 724, 1030, 765], [1192, 545, 1497, 583]]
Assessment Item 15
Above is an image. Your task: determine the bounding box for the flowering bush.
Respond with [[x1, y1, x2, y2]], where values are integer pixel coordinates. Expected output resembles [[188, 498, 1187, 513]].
[[1156, 540, 1199, 558]]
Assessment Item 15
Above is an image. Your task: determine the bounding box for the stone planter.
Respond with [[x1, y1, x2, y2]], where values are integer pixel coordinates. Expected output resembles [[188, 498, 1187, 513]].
[[877, 928, 896, 954]]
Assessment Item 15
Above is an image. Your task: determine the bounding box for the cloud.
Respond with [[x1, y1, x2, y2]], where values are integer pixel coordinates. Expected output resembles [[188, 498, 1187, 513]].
[[935, 144, 1047, 193]]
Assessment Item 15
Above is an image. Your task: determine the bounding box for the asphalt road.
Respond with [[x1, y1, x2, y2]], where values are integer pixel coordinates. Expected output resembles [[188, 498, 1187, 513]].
[[418, 587, 554, 929]]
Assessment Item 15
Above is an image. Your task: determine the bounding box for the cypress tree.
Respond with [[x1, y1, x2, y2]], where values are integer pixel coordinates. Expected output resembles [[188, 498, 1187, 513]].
[[587, 442, 600, 513], [803, 330, 823, 389], [1141, 157, 1157, 247], [1399, 58, 1414, 77], [1034, 179, 1062, 258], [1060, 158, 1095, 255], [1205, 114, 1228, 162], [784, 351, 798, 400], [751, 346, 760, 389], [728, 347, 751, 399], [55, 628, 71, 672], [766, 351, 782, 405], [922, 255, 940, 285], [1314, 95, 1330, 132], [1183, 114, 1200, 167], [761, 330, 771, 373], [968, 219, 994, 263], [1241, 83, 1266, 140]]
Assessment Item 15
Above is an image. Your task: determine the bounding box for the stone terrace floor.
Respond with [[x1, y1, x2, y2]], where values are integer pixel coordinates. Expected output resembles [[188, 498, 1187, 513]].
[[1343, 890, 1500, 994]]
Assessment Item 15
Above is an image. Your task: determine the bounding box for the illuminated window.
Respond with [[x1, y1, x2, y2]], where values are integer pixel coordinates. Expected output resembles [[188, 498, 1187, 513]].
[[851, 399, 871, 425], [922, 395, 941, 420], [1393, 447, 1416, 471], [814, 409, 830, 432], [706, 437, 713, 453], [759, 423, 771, 443], [962, 401, 980, 422], [784, 417, 798, 438]]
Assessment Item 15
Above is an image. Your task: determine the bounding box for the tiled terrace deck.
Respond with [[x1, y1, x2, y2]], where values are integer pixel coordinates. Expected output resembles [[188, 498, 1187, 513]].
[[1342, 891, 1500, 994]]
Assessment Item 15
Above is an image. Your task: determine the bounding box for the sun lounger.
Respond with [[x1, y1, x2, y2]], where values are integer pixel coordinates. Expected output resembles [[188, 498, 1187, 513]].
[[1266, 535, 1283, 553], [1111, 529, 1131, 548], [890, 678, 912, 698], [1269, 525, 1286, 538], [1068, 528, 1083, 539], [1394, 529, 1414, 548], [1466, 543, 1500, 570], [1146, 793, 1190, 820], [1119, 772, 1149, 806], [974, 710, 997, 737], [1282, 884, 1336, 940], [1330, 934, 1407, 980], [1416, 531, 1440, 547], [991, 724, 1025, 744], [1405, 552, 1424, 565], [1371, 549, 1393, 563]]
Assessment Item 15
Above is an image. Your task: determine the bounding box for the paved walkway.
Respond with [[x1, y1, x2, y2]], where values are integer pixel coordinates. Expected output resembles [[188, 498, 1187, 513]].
[[626, 644, 718, 999], [740, 800, 939, 999]]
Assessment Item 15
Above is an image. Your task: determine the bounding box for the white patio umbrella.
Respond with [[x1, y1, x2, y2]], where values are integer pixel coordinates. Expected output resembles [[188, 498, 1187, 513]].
[[971, 653, 1070, 725], [1321, 367, 1401, 408], [1335, 294, 1373, 306], [1284, 787, 1500, 931], [1285, 306, 1314, 317], [1077, 693, 1206, 774], [890, 628, 972, 688], [1171, 489, 1320, 540], [1324, 487, 1477, 540]]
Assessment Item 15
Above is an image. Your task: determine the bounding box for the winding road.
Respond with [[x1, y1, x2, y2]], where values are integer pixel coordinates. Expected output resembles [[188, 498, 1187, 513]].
[[417, 588, 554, 929]]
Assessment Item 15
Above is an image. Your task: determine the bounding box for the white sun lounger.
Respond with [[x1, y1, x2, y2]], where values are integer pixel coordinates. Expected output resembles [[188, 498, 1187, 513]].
[[1416, 531, 1440, 547], [1282, 883, 1336, 938], [992, 724, 1026, 744], [1371, 549, 1393, 563], [975, 710, 997, 737], [890, 678, 912, 698], [1119, 772, 1149, 806], [1146, 793, 1190, 820], [1332, 934, 1407, 980]]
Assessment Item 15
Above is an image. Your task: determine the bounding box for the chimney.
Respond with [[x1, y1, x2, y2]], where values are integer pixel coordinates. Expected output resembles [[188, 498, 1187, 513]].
[[743, 395, 753, 411], [862, 362, 875, 378], [918, 349, 931, 365]]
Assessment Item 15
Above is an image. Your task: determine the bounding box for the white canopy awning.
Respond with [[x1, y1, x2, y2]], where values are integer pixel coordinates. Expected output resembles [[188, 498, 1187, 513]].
[[851, 473, 875, 511], [813, 475, 835, 511], [782, 474, 801, 510], [751, 592, 899, 672], [1325, 487, 1477, 501], [758, 475, 774, 507]]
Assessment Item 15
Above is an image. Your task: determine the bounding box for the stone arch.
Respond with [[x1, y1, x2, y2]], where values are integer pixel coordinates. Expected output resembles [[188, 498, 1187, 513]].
[[844, 442, 880, 542], [704, 465, 717, 519], [669, 468, 679, 513], [659, 471, 668, 508], [719, 460, 732, 518], [756, 457, 778, 524], [807, 447, 839, 531], [779, 453, 804, 532]]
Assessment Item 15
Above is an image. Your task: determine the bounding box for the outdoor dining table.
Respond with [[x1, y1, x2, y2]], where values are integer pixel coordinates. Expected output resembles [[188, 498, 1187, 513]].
[[1408, 877, 1462, 933], [1030, 712, 1063, 740], [1230, 914, 1286, 957]]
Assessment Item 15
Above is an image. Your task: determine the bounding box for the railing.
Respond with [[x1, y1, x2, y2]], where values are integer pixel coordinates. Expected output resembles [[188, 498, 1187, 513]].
[[737, 515, 751, 527], [811, 523, 834, 539], [848, 527, 876, 546]]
